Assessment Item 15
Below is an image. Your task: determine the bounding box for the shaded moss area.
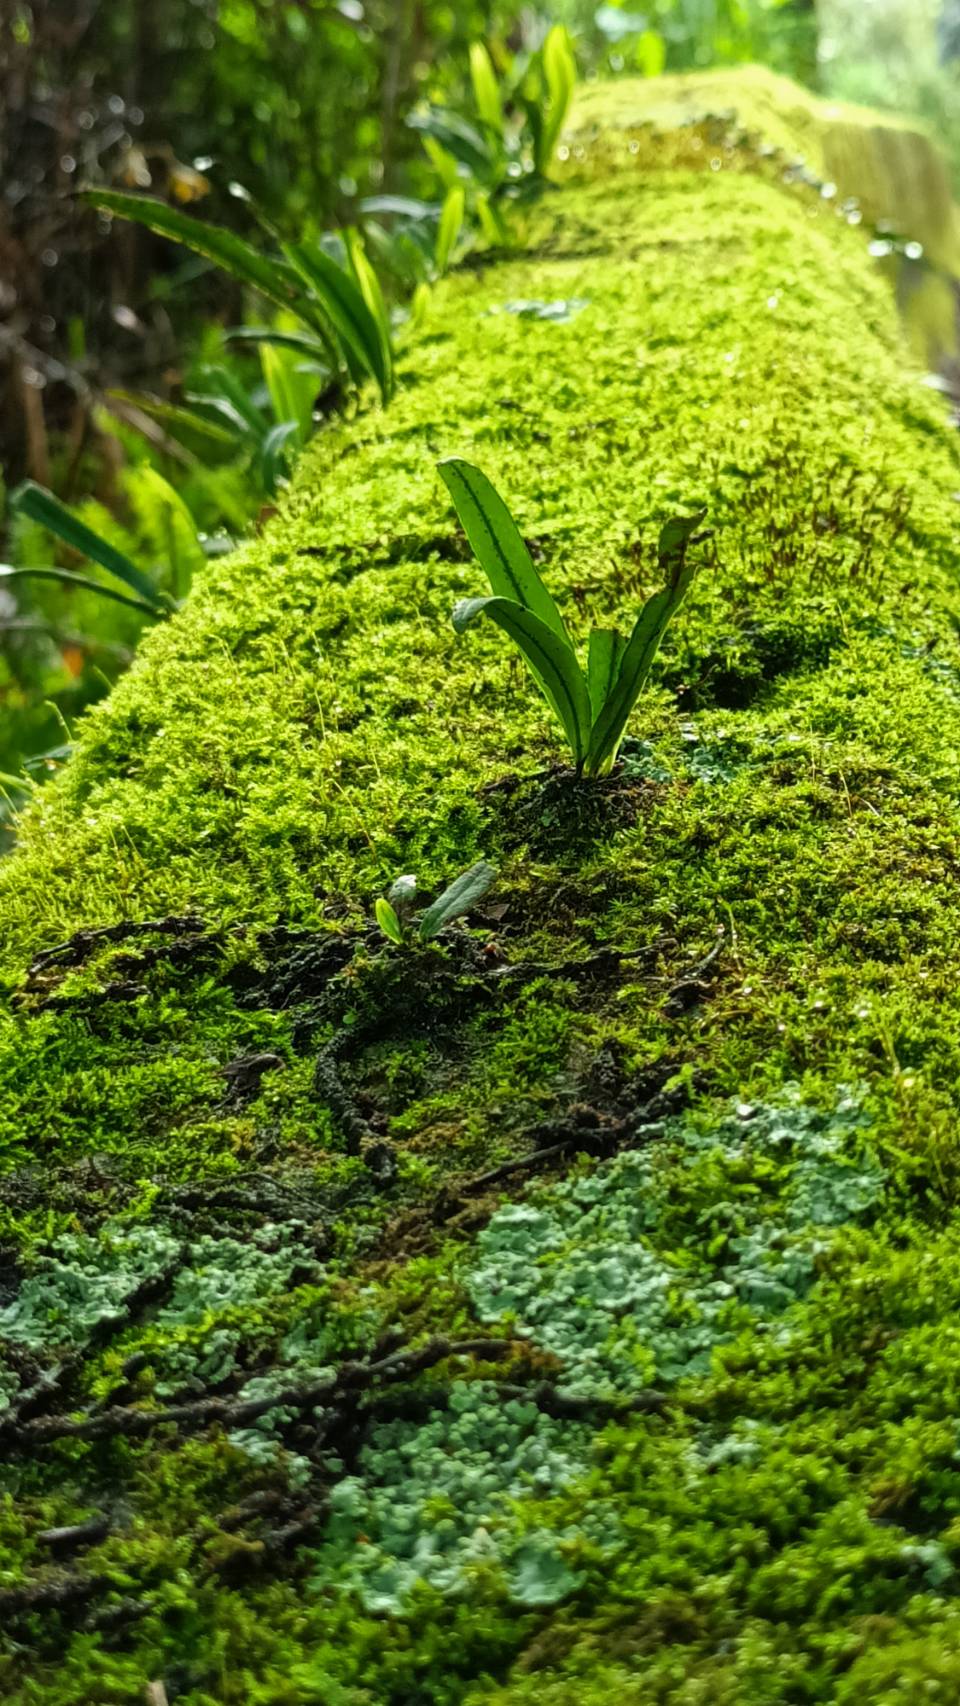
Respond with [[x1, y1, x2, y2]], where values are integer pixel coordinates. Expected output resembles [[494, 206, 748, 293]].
[[5, 76, 960, 1703]]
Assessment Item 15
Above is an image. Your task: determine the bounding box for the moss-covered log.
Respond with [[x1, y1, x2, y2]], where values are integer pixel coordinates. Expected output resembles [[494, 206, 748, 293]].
[[6, 69, 960, 1704]]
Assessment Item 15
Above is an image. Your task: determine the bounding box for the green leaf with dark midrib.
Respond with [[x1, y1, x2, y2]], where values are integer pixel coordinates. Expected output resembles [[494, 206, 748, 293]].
[[418, 860, 498, 942], [453, 595, 590, 764], [434, 185, 465, 276], [343, 228, 394, 401], [587, 627, 625, 722], [257, 420, 301, 495], [108, 390, 239, 452], [470, 43, 503, 137], [284, 239, 391, 402], [192, 364, 268, 435], [10, 482, 163, 607], [79, 189, 304, 315], [226, 327, 333, 364], [0, 564, 165, 618], [585, 509, 706, 775], [439, 458, 569, 641], [539, 25, 577, 175]]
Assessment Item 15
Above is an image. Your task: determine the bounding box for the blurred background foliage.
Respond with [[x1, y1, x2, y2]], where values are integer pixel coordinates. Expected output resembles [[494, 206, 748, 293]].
[[2, 0, 958, 843]]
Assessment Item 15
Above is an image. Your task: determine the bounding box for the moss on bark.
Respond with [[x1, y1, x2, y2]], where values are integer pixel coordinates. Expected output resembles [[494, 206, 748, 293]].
[[4, 70, 960, 1705]]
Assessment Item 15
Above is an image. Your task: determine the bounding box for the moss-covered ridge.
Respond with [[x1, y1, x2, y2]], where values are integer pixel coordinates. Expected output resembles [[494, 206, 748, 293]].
[[5, 72, 960, 1703]]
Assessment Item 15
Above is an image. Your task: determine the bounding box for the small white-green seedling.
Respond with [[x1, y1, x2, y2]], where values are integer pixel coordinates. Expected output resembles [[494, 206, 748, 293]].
[[439, 457, 706, 777], [375, 861, 497, 946]]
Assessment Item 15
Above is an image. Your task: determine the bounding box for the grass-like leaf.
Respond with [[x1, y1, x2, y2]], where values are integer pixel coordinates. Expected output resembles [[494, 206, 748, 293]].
[[194, 363, 268, 435], [343, 228, 395, 401], [226, 327, 333, 364], [257, 420, 301, 496], [453, 595, 590, 766], [434, 186, 465, 276], [284, 238, 392, 403], [107, 390, 239, 454], [418, 859, 497, 942], [259, 345, 313, 441], [0, 564, 165, 618], [585, 509, 706, 775], [587, 627, 625, 722], [360, 194, 439, 220], [80, 189, 302, 315], [10, 482, 164, 607], [438, 458, 569, 641], [539, 25, 577, 176], [443, 459, 705, 777], [408, 108, 493, 180], [420, 135, 462, 192], [435, 186, 465, 274], [470, 43, 503, 137]]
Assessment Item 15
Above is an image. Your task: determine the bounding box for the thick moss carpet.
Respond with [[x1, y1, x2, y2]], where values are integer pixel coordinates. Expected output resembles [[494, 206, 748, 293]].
[[4, 72, 960, 1705]]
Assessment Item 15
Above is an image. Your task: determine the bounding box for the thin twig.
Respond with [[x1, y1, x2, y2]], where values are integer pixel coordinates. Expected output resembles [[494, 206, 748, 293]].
[[25, 914, 206, 977], [3, 1337, 517, 1449]]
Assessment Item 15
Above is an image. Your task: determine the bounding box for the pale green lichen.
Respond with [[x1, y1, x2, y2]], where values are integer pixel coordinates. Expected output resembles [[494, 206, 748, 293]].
[[311, 1384, 593, 1614], [468, 1090, 883, 1394]]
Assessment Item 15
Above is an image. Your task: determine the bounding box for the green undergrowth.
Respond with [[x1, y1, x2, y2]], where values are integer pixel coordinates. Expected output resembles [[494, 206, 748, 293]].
[[5, 70, 960, 1704]]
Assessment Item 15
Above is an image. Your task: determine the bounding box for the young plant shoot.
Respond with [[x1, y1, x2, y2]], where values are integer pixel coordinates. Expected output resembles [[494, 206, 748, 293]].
[[375, 862, 497, 946], [439, 458, 706, 776]]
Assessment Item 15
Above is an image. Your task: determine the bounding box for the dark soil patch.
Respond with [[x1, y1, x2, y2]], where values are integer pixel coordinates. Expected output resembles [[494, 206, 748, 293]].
[[482, 762, 667, 859]]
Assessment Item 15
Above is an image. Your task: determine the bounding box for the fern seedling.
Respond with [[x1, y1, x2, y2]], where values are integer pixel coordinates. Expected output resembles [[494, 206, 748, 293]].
[[374, 861, 496, 946], [439, 458, 706, 777]]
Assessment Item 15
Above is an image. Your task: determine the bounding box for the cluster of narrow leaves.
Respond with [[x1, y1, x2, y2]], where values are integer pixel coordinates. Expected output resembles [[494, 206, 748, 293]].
[[358, 24, 575, 304], [375, 861, 497, 947], [112, 324, 322, 503], [80, 190, 394, 406], [440, 460, 706, 777], [407, 24, 576, 247]]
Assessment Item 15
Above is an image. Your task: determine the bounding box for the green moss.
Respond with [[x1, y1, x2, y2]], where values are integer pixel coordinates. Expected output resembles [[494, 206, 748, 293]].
[[5, 67, 960, 1705]]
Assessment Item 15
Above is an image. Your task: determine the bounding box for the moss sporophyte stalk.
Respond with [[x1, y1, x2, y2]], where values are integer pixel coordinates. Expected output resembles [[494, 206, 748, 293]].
[[6, 64, 960, 1706]]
